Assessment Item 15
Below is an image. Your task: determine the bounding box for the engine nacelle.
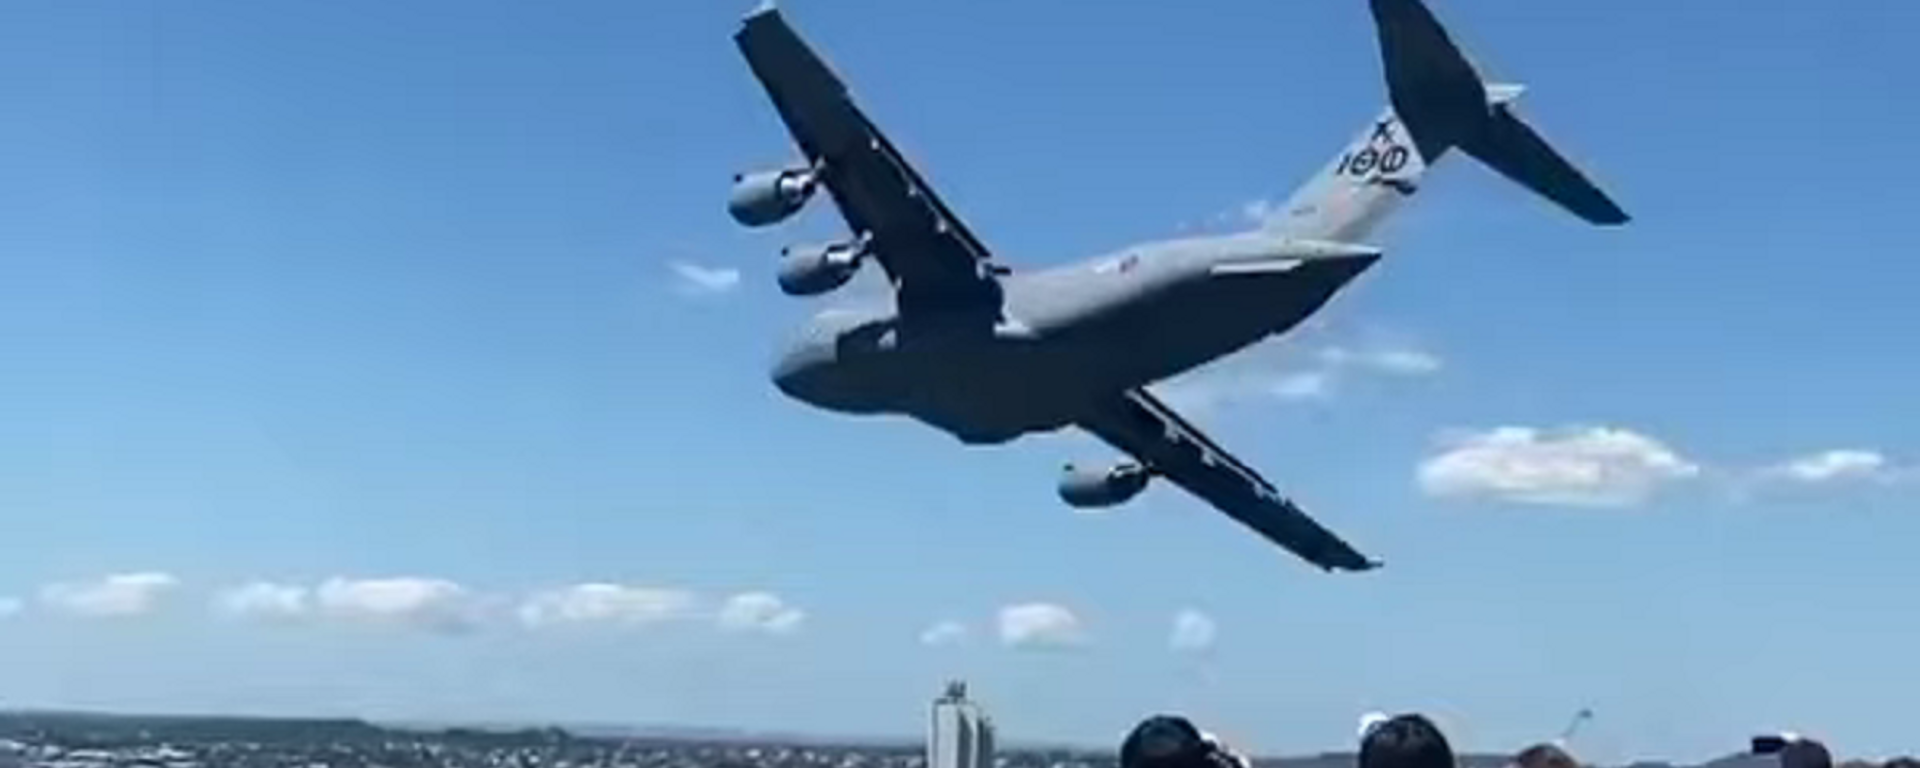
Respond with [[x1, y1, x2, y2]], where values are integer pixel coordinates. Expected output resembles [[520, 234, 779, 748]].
[[728, 167, 817, 227], [1058, 462, 1152, 509], [777, 241, 865, 296]]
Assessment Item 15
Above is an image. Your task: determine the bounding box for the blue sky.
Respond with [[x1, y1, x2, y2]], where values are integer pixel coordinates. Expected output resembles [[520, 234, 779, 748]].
[[2, 0, 1918, 763]]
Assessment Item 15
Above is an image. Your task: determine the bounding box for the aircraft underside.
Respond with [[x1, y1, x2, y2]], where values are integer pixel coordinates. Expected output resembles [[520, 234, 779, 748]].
[[787, 263, 1370, 446], [736, 0, 1628, 571]]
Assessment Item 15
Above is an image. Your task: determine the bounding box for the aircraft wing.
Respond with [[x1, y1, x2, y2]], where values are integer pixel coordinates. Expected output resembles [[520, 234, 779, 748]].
[[1077, 388, 1380, 572], [734, 6, 1000, 313]]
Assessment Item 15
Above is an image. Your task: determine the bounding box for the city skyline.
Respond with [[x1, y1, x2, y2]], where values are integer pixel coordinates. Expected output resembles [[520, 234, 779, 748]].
[[0, 709, 1839, 765]]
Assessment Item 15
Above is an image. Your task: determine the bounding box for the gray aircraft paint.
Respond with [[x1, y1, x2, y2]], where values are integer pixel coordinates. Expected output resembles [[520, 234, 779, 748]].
[[772, 235, 1379, 444], [736, 0, 1627, 570]]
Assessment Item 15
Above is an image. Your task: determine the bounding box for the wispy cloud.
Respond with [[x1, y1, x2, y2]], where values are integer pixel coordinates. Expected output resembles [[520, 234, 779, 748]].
[[40, 572, 179, 618], [1153, 338, 1442, 415], [1761, 449, 1892, 484], [1729, 448, 1913, 501], [1169, 609, 1217, 654], [216, 582, 311, 623], [1268, 371, 1333, 401], [315, 577, 483, 634], [998, 603, 1086, 650], [716, 592, 806, 635], [920, 620, 969, 647], [0, 597, 22, 619], [667, 260, 742, 297], [1318, 346, 1443, 376], [1417, 425, 1702, 507], [1185, 198, 1289, 233], [1238, 199, 1283, 228], [518, 584, 698, 629], [201, 579, 814, 637]]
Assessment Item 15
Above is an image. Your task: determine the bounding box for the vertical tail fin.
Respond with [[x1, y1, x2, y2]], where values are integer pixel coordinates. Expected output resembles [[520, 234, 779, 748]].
[[1269, 0, 1628, 241], [1269, 105, 1432, 242]]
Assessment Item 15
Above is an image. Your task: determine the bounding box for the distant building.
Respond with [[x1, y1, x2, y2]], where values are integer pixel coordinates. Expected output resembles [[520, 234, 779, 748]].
[[928, 682, 995, 768]]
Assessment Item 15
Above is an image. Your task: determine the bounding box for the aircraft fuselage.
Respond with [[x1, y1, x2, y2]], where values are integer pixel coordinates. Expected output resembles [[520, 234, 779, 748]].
[[770, 231, 1379, 444]]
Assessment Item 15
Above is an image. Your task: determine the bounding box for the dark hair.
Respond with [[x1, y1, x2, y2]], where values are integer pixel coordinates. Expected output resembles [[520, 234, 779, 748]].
[[1361, 714, 1456, 768], [1515, 743, 1579, 768], [1882, 758, 1920, 768], [1367, 714, 1451, 768], [1120, 716, 1241, 768], [1122, 715, 1206, 768], [1779, 741, 1832, 768]]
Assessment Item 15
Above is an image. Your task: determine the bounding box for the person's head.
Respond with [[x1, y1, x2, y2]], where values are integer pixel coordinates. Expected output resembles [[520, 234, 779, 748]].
[[1882, 758, 1920, 768], [1360, 714, 1455, 768], [1120, 716, 1245, 768], [1513, 743, 1580, 768], [1779, 741, 1833, 768]]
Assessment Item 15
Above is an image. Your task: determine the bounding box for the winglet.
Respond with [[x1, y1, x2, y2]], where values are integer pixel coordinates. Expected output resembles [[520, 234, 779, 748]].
[[744, 0, 777, 21]]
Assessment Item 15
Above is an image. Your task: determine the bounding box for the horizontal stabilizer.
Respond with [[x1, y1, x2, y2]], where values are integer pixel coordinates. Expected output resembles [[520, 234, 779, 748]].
[[1458, 104, 1630, 225]]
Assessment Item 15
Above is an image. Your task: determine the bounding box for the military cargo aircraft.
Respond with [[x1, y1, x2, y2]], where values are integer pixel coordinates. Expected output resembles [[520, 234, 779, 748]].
[[727, 0, 1627, 571]]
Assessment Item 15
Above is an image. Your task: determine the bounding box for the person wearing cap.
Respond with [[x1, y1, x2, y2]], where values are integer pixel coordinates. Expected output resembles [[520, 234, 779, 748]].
[[1120, 715, 1249, 768], [1359, 714, 1456, 768]]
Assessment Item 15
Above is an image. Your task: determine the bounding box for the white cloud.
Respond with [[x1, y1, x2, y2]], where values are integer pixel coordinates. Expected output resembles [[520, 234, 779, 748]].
[[216, 582, 310, 622], [1268, 371, 1333, 401], [1239, 199, 1282, 227], [1154, 363, 1329, 413], [1149, 379, 1230, 414], [1186, 199, 1277, 233], [1766, 450, 1889, 484], [1418, 426, 1702, 507], [998, 603, 1086, 650], [0, 597, 21, 618], [1372, 350, 1443, 376], [668, 260, 742, 296], [315, 577, 480, 633], [518, 583, 698, 628], [1169, 609, 1217, 654], [920, 620, 969, 647], [716, 592, 805, 635], [1319, 346, 1443, 376], [1155, 338, 1441, 415], [40, 572, 179, 617]]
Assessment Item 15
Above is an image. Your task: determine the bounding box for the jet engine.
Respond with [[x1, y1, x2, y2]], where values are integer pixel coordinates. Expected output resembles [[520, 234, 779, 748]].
[[727, 167, 817, 227], [777, 240, 865, 296], [1057, 462, 1152, 509]]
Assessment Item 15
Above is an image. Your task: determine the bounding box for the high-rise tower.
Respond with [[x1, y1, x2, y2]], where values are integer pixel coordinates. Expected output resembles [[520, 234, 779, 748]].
[[928, 681, 994, 768]]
